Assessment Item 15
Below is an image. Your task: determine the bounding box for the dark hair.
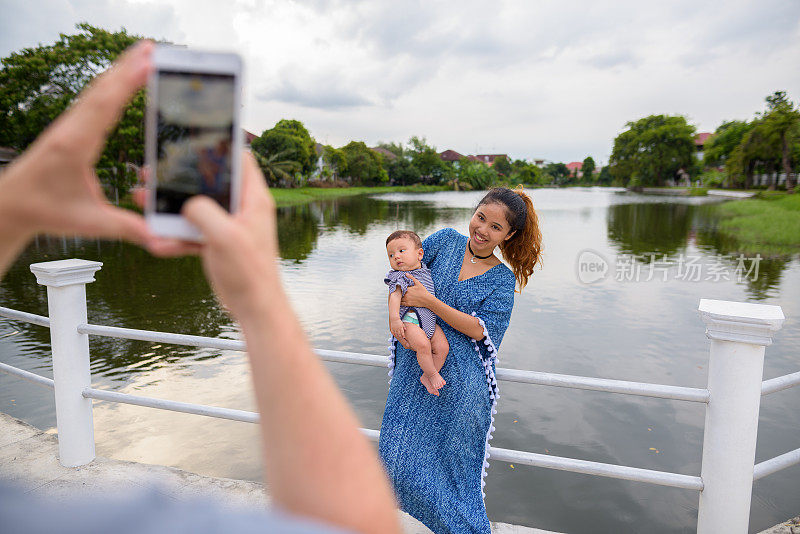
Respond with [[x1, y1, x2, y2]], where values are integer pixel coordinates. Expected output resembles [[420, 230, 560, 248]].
[[476, 186, 543, 290], [386, 230, 423, 249]]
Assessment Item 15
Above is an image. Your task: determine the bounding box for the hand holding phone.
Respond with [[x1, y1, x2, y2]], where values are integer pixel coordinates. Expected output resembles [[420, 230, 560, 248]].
[[145, 45, 243, 241]]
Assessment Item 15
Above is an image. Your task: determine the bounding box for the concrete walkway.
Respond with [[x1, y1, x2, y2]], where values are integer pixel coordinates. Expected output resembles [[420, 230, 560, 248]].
[[759, 516, 800, 534], [0, 412, 558, 534]]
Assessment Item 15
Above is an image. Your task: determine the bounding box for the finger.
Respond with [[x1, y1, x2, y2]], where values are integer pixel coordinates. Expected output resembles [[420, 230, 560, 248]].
[[146, 238, 203, 257], [87, 206, 150, 245], [131, 187, 147, 209], [239, 152, 272, 213], [138, 165, 152, 186], [182, 195, 234, 245], [51, 40, 154, 160], [405, 273, 418, 282]]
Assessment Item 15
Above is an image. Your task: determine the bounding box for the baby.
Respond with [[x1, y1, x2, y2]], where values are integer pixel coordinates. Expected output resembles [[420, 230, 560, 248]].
[[384, 230, 449, 395]]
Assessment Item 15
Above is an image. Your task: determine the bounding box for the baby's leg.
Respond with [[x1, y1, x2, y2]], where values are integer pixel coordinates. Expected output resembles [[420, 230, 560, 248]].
[[404, 323, 446, 395], [430, 325, 449, 373]]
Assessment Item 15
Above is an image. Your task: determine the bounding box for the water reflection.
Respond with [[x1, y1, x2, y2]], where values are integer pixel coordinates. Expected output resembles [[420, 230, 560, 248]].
[[607, 202, 693, 257], [1, 188, 799, 534]]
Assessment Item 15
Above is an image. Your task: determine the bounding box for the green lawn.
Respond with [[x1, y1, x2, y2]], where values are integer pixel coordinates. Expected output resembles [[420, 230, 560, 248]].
[[269, 184, 449, 207], [711, 192, 800, 254]]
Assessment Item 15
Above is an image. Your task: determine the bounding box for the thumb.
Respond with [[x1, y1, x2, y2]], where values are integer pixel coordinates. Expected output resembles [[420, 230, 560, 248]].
[[182, 196, 232, 245], [405, 273, 418, 282]]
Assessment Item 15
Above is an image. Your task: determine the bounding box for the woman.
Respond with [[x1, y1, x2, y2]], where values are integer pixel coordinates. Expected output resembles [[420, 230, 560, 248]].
[[378, 186, 543, 533]]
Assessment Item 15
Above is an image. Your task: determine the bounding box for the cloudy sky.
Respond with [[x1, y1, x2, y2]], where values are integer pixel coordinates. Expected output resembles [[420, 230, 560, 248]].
[[2, 0, 799, 164]]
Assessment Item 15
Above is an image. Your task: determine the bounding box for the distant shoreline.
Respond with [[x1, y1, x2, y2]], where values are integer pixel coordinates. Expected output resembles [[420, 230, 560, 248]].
[[269, 184, 449, 207]]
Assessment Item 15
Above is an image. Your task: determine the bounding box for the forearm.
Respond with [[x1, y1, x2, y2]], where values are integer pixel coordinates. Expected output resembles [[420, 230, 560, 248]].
[[237, 278, 400, 534], [426, 295, 484, 339]]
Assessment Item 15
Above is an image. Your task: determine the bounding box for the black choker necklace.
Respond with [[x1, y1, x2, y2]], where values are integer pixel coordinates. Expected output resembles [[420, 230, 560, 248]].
[[468, 242, 493, 264]]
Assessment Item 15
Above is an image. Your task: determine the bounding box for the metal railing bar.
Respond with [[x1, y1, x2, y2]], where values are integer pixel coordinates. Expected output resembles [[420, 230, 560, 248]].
[[488, 446, 704, 490], [753, 447, 800, 481], [80, 323, 710, 401], [762, 371, 800, 396], [83, 387, 259, 423], [0, 361, 55, 389], [0, 306, 50, 328], [494, 368, 710, 403], [79, 324, 245, 351], [79, 324, 390, 367], [82, 387, 382, 441], [314, 349, 389, 367]]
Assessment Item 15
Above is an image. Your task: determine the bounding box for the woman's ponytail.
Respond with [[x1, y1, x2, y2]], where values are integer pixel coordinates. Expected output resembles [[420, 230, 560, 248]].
[[477, 185, 543, 291]]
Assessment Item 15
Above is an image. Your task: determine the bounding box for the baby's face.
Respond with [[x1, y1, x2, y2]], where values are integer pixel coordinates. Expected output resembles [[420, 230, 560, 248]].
[[386, 237, 423, 271]]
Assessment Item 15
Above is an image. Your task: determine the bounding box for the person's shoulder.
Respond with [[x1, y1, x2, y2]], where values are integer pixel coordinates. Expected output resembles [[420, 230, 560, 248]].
[[425, 228, 463, 242], [494, 263, 516, 289]]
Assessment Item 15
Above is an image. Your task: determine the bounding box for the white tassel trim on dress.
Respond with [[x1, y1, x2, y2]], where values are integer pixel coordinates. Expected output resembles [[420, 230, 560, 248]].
[[470, 312, 500, 503], [387, 334, 396, 382]]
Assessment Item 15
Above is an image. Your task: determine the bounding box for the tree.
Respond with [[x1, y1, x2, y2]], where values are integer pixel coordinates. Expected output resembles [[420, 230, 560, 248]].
[[597, 165, 612, 185], [582, 156, 596, 182], [251, 119, 317, 175], [704, 120, 753, 167], [510, 159, 542, 185], [321, 145, 346, 180], [386, 157, 420, 186], [375, 141, 404, 159], [456, 158, 498, 190], [762, 91, 800, 191], [543, 162, 570, 185], [492, 155, 512, 177], [609, 115, 696, 187], [726, 120, 780, 189], [254, 149, 301, 187], [0, 23, 147, 199], [340, 141, 388, 185], [407, 136, 448, 184]]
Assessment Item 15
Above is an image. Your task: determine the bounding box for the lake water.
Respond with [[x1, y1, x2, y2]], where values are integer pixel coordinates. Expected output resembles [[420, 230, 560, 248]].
[[1, 187, 799, 533]]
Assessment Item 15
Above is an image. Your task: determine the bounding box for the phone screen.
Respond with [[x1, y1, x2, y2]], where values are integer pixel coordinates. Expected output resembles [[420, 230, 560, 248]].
[[155, 71, 235, 214]]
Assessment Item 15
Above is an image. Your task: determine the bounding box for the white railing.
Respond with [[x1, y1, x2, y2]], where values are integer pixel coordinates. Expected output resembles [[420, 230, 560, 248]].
[[0, 258, 796, 534]]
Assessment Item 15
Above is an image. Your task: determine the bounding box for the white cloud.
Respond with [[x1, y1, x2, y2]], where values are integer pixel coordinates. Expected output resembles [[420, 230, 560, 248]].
[[2, 0, 799, 163]]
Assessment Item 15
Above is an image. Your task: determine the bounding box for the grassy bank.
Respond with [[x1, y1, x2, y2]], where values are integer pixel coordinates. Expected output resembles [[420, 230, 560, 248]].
[[269, 184, 449, 207], [711, 192, 800, 254]]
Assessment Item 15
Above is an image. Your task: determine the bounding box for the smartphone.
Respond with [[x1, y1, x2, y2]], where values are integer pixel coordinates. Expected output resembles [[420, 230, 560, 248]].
[[145, 45, 243, 241]]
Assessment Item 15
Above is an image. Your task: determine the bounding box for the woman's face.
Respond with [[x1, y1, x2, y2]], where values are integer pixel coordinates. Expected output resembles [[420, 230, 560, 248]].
[[468, 202, 514, 253]]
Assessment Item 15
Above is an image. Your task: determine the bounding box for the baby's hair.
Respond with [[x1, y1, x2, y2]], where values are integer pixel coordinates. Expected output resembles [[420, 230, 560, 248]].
[[386, 230, 423, 248]]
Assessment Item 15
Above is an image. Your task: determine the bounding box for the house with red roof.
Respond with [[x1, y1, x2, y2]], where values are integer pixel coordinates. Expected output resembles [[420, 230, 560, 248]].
[[439, 149, 464, 162], [566, 161, 583, 178], [694, 132, 712, 161], [243, 130, 258, 149]]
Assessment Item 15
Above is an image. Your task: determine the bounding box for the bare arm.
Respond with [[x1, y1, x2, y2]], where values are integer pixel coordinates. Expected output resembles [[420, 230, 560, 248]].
[[388, 288, 402, 320], [183, 158, 401, 534], [387, 289, 410, 348], [401, 274, 484, 340]]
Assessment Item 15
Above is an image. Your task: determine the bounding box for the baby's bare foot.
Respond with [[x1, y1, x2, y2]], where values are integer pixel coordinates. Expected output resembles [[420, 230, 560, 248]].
[[420, 374, 439, 396], [429, 373, 446, 390]]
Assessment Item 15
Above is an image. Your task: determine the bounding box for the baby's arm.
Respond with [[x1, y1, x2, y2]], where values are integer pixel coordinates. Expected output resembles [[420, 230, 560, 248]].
[[388, 288, 406, 343]]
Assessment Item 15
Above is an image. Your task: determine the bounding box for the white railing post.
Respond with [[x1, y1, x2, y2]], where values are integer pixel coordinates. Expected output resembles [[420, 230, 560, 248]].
[[696, 299, 784, 534], [30, 259, 102, 467]]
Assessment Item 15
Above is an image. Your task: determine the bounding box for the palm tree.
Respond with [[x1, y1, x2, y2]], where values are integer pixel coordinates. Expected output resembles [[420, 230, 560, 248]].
[[254, 149, 301, 187]]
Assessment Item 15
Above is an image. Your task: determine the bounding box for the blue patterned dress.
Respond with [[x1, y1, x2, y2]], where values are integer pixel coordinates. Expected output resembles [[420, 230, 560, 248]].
[[378, 228, 516, 534]]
